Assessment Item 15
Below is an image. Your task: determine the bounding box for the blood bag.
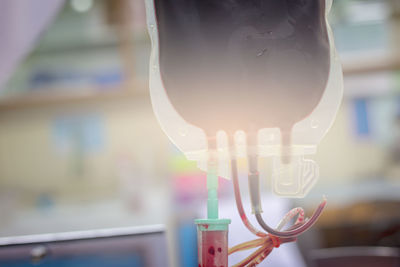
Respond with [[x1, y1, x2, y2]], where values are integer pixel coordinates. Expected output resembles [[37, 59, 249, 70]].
[[145, 0, 342, 197]]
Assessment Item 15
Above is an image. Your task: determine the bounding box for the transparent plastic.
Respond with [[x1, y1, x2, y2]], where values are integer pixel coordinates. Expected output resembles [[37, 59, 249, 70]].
[[196, 227, 229, 267], [145, 0, 343, 198]]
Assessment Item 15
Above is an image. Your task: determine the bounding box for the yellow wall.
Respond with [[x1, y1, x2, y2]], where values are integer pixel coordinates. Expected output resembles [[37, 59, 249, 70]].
[[317, 99, 386, 183], [0, 95, 170, 202]]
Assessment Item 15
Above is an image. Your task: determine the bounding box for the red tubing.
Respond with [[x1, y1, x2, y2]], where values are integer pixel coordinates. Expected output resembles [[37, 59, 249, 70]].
[[231, 157, 267, 238], [255, 199, 327, 238]]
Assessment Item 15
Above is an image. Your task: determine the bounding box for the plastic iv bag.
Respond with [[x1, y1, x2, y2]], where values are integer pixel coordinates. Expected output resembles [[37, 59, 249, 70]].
[[145, 0, 343, 198]]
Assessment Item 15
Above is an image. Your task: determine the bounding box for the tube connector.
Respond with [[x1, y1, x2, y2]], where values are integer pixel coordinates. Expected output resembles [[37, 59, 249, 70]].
[[248, 171, 263, 214]]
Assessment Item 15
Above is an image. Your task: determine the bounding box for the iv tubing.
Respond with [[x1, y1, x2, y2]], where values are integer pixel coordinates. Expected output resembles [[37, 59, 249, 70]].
[[195, 137, 230, 267], [207, 137, 219, 219], [247, 152, 327, 238], [229, 134, 326, 239], [231, 156, 266, 237], [230, 215, 301, 267], [229, 135, 266, 237], [255, 198, 327, 238], [229, 132, 327, 265], [246, 134, 327, 238]]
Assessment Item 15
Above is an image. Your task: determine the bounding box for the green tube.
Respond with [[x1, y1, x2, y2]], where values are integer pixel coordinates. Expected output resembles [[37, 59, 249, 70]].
[[195, 155, 231, 267], [207, 163, 219, 219]]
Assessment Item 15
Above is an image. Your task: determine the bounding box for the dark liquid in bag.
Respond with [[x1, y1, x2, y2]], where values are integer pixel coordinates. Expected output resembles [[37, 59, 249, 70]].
[[155, 0, 330, 137]]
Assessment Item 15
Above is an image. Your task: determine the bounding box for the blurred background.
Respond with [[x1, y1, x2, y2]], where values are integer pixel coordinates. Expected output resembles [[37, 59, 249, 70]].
[[0, 0, 399, 266]]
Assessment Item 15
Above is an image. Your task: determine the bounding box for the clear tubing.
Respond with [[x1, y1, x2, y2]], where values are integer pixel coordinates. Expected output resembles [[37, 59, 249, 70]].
[[229, 205, 305, 266], [245, 132, 327, 238], [207, 157, 219, 219], [207, 137, 219, 219], [231, 223, 300, 267], [229, 136, 266, 238], [230, 134, 326, 239], [255, 198, 327, 238], [231, 157, 266, 238], [246, 132, 262, 214], [276, 207, 305, 230], [234, 243, 272, 267]]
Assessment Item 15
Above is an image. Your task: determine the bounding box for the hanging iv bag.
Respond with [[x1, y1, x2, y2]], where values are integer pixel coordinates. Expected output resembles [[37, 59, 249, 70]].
[[145, 0, 343, 197]]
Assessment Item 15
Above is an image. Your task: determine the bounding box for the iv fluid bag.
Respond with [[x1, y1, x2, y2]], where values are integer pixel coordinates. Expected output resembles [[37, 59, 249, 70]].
[[145, 0, 343, 197], [156, 0, 329, 135]]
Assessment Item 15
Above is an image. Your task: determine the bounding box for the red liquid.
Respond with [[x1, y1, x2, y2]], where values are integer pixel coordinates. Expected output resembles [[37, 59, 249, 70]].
[[197, 230, 228, 267]]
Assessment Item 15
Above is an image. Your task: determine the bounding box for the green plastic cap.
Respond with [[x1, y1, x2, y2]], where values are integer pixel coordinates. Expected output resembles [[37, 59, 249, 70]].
[[195, 218, 231, 231]]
